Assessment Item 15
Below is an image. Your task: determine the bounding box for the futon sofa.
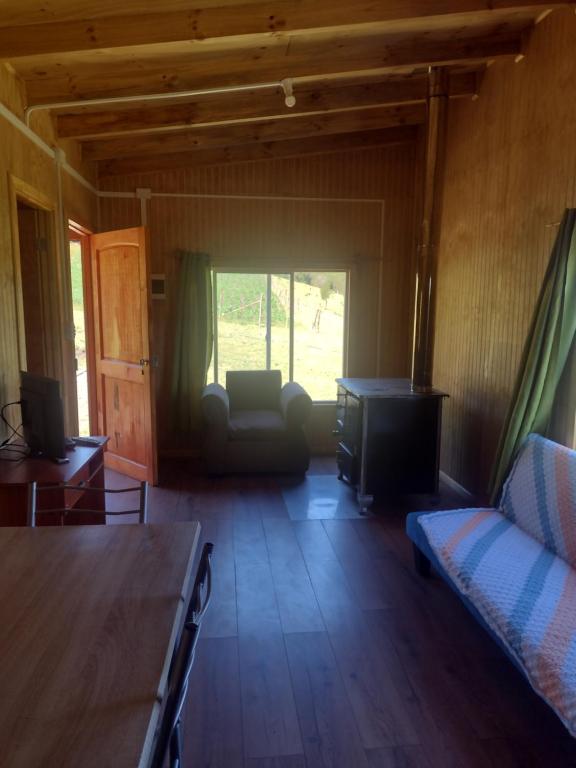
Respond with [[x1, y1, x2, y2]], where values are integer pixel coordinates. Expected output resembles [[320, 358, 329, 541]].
[[407, 433, 576, 737], [201, 370, 312, 475]]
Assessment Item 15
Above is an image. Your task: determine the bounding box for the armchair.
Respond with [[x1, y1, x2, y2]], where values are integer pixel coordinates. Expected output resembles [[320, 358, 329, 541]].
[[201, 370, 312, 475]]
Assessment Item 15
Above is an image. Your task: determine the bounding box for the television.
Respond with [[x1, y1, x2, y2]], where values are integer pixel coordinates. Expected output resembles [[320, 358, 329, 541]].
[[20, 371, 67, 462]]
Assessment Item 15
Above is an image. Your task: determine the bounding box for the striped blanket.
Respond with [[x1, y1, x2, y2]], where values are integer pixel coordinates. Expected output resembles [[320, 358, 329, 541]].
[[500, 434, 576, 567], [418, 434, 576, 737]]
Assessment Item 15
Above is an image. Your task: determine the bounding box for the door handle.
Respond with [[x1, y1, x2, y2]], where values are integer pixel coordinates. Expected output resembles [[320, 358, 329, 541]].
[[139, 358, 150, 367]]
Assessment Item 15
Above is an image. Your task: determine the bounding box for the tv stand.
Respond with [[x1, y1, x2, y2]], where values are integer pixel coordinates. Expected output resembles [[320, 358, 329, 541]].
[[0, 438, 109, 526]]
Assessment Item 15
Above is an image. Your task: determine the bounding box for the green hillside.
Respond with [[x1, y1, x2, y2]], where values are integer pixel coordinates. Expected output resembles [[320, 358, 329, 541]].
[[216, 273, 287, 326]]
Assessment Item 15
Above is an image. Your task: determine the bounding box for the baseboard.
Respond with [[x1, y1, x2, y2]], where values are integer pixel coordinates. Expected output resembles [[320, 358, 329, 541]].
[[439, 470, 474, 502]]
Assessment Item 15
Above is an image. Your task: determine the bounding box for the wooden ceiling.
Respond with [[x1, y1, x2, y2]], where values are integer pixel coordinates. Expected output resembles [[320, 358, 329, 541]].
[[1, 1, 565, 177]]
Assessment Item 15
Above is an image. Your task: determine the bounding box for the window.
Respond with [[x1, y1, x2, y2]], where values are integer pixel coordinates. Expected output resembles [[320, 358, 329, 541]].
[[208, 271, 347, 401]]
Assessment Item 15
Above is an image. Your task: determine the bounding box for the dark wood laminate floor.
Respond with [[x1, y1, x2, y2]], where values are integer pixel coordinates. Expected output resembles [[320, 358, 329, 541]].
[[106, 459, 576, 768]]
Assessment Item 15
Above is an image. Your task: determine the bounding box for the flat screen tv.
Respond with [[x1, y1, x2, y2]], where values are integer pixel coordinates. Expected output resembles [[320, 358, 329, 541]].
[[20, 371, 67, 461]]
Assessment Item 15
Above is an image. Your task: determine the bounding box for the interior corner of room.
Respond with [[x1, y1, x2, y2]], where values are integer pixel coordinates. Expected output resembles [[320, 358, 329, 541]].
[[0, 3, 574, 492]]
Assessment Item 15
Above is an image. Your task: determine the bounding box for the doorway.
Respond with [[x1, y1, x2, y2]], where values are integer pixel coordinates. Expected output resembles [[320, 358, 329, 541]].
[[68, 223, 96, 437], [10, 186, 60, 380], [16, 199, 55, 376], [69, 237, 89, 434], [9, 174, 86, 439], [64, 225, 157, 482]]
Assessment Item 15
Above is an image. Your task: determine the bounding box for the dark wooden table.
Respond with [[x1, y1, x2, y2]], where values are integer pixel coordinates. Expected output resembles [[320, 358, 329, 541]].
[[0, 522, 201, 767]]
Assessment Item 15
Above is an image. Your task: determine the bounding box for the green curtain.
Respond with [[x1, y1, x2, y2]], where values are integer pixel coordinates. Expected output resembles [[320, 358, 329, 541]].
[[170, 251, 213, 433], [489, 208, 576, 502]]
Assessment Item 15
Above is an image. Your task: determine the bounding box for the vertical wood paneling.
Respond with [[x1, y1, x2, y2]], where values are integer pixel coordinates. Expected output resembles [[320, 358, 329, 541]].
[[434, 7, 576, 496], [99, 144, 418, 451]]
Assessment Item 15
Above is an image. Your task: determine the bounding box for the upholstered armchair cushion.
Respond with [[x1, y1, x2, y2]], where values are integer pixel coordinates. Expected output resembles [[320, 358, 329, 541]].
[[201, 383, 229, 429], [280, 382, 313, 430], [228, 410, 286, 440], [226, 370, 282, 411]]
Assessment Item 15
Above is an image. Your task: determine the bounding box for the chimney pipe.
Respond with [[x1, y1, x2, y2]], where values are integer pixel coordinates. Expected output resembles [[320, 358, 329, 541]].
[[411, 67, 449, 392]]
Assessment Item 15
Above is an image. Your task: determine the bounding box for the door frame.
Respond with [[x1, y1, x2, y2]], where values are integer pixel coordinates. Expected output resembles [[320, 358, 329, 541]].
[[8, 174, 62, 378]]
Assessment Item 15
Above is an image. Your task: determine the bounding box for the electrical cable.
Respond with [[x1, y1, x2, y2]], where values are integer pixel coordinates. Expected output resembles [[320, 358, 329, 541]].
[[0, 400, 31, 463], [0, 441, 29, 462], [0, 401, 24, 447], [0, 453, 28, 462], [0, 444, 28, 452]]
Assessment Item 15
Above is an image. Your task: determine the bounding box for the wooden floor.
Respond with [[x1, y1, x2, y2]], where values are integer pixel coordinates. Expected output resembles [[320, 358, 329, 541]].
[[108, 459, 576, 768]]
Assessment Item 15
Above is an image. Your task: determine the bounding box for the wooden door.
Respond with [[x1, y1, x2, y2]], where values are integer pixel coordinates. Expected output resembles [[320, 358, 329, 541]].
[[90, 227, 157, 484]]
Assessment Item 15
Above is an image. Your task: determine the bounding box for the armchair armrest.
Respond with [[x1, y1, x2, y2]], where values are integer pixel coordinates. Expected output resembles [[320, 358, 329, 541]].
[[280, 382, 312, 430], [201, 384, 230, 430]]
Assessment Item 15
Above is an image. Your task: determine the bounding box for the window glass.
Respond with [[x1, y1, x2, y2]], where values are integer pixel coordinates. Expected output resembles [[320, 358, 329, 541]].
[[270, 274, 290, 385], [293, 272, 346, 401], [209, 270, 347, 401], [216, 272, 268, 381]]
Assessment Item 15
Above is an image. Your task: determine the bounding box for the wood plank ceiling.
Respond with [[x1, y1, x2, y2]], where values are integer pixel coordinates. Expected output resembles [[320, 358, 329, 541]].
[[0, 1, 566, 178]]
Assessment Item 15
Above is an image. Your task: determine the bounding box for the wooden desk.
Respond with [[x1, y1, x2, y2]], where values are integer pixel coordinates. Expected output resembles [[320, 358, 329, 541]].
[[0, 441, 107, 525], [0, 522, 200, 768]]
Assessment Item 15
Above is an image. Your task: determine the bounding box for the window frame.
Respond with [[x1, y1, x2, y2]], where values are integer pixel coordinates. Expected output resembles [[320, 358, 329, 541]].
[[210, 268, 349, 402]]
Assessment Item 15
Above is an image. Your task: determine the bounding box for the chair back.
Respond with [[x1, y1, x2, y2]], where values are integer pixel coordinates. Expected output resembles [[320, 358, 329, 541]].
[[150, 542, 214, 768], [226, 369, 282, 411], [26, 482, 37, 527], [30, 481, 149, 526]]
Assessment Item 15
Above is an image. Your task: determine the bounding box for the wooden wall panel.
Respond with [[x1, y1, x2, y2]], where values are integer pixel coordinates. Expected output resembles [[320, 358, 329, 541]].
[[98, 143, 415, 199], [0, 65, 97, 440], [434, 7, 576, 496], [99, 143, 418, 451]]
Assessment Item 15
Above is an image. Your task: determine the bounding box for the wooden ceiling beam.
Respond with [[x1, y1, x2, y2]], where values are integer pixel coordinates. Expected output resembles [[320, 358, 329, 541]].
[[24, 35, 520, 106], [0, 1, 565, 58], [57, 71, 478, 140], [97, 125, 418, 178], [83, 103, 425, 161]]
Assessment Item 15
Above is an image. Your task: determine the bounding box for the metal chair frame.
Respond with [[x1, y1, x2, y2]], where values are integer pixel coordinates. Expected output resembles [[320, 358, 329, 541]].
[[28, 480, 149, 525], [150, 542, 214, 768]]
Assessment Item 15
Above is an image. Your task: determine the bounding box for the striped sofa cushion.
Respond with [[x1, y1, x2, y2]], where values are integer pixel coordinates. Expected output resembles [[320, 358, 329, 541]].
[[419, 508, 576, 737], [500, 434, 576, 568]]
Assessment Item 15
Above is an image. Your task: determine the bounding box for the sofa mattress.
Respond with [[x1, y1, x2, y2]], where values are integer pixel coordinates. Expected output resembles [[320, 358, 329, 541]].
[[418, 508, 576, 737]]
